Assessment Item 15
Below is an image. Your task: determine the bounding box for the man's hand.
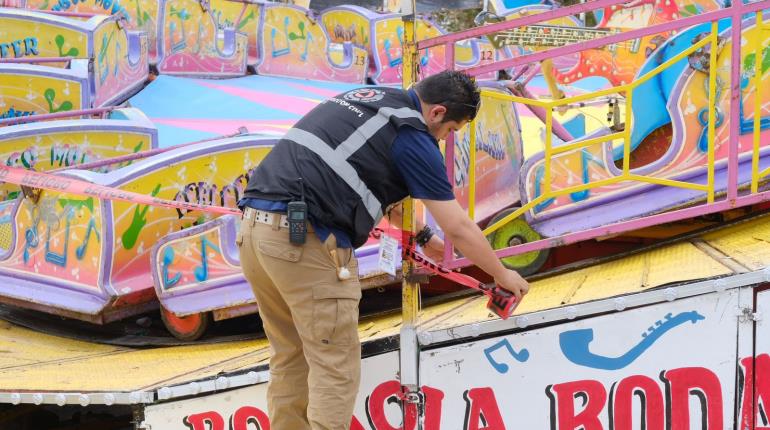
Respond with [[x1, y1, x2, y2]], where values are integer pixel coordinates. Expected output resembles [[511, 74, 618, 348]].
[[493, 269, 530, 300], [421, 235, 445, 263]]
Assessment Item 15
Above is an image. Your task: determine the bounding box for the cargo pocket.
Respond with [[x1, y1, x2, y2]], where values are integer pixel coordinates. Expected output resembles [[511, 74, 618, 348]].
[[312, 283, 361, 345], [257, 239, 302, 262]]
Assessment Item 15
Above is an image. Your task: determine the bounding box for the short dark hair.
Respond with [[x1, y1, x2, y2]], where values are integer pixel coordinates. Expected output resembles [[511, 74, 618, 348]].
[[414, 70, 481, 122]]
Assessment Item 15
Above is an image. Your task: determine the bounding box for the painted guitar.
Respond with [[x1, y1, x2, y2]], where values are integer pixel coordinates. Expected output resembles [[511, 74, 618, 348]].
[[490, 0, 720, 86]]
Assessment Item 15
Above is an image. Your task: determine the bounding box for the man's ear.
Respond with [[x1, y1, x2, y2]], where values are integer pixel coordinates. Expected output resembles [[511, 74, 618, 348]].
[[428, 105, 447, 123]]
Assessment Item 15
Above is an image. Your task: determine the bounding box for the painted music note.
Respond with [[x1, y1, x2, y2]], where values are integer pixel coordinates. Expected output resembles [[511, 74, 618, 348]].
[[23, 208, 41, 265], [54, 34, 79, 57], [383, 39, 401, 67], [162, 246, 181, 288], [134, 0, 152, 27], [533, 147, 604, 213], [45, 208, 73, 267], [484, 339, 530, 373], [193, 22, 204, 56], [237, 9, 257, 31], [420, 49, 429, 67], [113, 41, 120, 77], [44, 89, 73, 114], [194, 236, 222, 282], [270, 16, 291, 58], [76, 218, 100, 260], [568, 148, 605, 202], [59, 198, 94, 214], [559, 311, 705, 370], [300, 32, 313, 62], [97, 32, 115, 85], [169, 6, 190, 54]]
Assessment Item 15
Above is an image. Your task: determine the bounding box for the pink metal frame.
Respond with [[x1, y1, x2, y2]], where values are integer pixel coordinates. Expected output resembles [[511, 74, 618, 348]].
[[418, 0, 770, 270], [0, 107, 115, 127]]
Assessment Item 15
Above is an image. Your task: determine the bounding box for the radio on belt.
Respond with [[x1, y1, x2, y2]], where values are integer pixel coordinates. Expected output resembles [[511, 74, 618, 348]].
[[288, 178, 307, 245]]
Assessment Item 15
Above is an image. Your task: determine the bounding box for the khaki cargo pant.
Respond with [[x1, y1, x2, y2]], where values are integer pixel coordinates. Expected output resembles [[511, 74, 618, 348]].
[[238, 211, 362, 430]]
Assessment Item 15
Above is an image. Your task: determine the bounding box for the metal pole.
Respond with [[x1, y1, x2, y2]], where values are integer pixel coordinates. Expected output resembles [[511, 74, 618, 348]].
[[399, 0, 422, 426]]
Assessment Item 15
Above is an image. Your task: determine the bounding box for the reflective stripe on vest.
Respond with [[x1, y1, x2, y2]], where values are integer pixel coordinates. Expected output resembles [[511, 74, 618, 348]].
[[283, 106, 425, 223]]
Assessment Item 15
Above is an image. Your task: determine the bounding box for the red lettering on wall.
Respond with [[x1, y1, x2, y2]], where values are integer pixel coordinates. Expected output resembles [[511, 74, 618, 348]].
[[363, 381, 445, 430], [661, 367, 722, 429], [230, 406, 270, 430], [365, 380, 413, 430], [422, 386, 445, 430], [351, 416, 368, 430], [740, 353, 770, 430], [462, 387, 505, 430], [183, 411, 225, 430], [547, 380, 606, 430], [610, 375, 665, 430]]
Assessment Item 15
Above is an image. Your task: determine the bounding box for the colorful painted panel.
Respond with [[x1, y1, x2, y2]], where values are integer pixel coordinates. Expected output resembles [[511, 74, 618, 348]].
[[521, 17, 770, 237], [256, 4, 368, 83], [91, 20, 149, 106], [0, 109, 157, 306], [107, 138, 272, 300], [0, 9, 89, 60], [208, 0, 261, 66], [0, 135, 271, 319], [5, 193, 105, 290], [320, 6, 498, 85], [0, 9, 149, 107], [153, 217, 241, 294], [151, 215, 248, 316], [454, 87, 523, 223], [157, 0, 249, 77], [0, 108, 156, 201], [488, 5, 583, 79], [552, 0, 723, 87], [0, 61, 88, 118], [23, 0, 161, 64], [371, 16, 499, 84]]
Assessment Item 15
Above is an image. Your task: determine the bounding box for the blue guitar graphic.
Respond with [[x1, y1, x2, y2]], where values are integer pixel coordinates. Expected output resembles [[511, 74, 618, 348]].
[[559, 311, 705, 370]]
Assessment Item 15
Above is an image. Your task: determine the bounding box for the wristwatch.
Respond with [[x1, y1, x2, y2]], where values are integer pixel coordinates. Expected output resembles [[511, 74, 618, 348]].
[[415, 225, 434, 247]]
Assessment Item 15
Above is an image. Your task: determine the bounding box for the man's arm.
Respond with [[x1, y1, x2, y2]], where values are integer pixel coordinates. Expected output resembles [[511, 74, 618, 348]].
[[420, 199, 530, 299], [385, 203, 446, 262]]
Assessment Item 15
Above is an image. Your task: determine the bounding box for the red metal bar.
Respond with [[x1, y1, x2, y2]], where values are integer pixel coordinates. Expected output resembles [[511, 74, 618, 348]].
[[446, 189, 770, 269], [0, 107, 113, 126], [418, 0, 631, 49]]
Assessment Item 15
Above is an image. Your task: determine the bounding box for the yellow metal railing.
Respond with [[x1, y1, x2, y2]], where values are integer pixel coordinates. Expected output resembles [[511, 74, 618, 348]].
[[751, 10, 767, 193], [479, 22, 722, 236]]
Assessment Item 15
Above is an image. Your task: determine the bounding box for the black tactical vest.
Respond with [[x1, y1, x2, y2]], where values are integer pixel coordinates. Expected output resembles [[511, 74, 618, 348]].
[[243, 87, 431, 248]]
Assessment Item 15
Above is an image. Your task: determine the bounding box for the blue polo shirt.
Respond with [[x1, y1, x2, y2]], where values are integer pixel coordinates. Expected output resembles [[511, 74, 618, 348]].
[[240, 89, 455, 248]]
